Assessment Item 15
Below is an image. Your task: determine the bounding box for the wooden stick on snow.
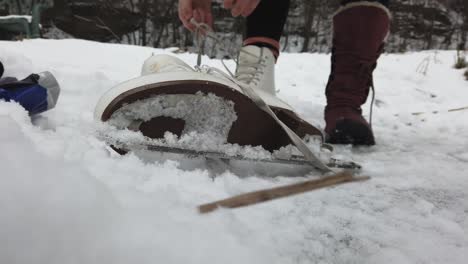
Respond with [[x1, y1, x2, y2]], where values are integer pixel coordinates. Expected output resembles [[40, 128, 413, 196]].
[[198, 171, 370, 214]]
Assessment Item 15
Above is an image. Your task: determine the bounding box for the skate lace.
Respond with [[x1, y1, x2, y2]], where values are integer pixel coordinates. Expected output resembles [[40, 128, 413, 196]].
[[191, 19, 267, 85], [235, 62, 265, 85], [190, 19, 333, 173], [235, 50, 267, 86]]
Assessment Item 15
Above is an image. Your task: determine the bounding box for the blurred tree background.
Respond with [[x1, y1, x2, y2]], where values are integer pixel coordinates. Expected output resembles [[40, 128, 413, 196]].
[[0, 0, 467, 55]]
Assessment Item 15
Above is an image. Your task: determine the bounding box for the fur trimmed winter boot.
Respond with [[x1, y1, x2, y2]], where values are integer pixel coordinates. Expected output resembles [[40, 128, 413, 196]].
[[324, 2, 391, 145]]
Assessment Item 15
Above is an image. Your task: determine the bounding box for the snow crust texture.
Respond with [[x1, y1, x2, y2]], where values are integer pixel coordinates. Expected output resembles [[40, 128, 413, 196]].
[[1, 39, 467, 264], [109, 92, 237, 140]]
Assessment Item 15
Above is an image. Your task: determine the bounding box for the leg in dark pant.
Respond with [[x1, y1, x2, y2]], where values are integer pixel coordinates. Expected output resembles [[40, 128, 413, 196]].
[[245, 0, 290, 58], [245, 0, 389, 42]]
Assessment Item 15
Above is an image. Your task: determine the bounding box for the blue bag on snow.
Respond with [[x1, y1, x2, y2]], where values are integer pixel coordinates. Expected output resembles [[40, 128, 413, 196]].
[[0, 71, 60, 115]]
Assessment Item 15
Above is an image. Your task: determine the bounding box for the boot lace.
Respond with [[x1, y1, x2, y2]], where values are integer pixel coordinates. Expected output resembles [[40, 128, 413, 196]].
[[358, 60, 377, 129], [358, 43, 385, 129]]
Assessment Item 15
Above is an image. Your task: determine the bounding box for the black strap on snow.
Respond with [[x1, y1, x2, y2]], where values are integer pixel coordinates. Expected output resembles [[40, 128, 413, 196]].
[[0, 61, 3, 78], [0, 74, 40, 90]]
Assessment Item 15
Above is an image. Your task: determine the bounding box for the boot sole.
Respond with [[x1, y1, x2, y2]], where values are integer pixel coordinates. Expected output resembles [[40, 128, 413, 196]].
[[326, 119, 375, 146], [96, 73, 324, 152]]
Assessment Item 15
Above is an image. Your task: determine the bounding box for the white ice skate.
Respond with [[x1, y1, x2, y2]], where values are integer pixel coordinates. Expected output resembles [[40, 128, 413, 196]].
[[94, 53, 360, 172]]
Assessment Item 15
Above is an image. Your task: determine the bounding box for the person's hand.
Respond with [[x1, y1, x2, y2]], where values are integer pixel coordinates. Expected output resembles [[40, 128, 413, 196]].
[[178, 0, 262, 31], [178, 0, 213, 31], [223, 0, 260, 17]]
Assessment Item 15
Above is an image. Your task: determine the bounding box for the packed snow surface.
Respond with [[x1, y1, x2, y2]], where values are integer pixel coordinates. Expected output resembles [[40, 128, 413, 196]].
[[1, 39, 467, 264]]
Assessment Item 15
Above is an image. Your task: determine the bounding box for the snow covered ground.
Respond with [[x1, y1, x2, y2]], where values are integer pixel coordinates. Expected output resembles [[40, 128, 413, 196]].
[[1, 39, 467, 264]]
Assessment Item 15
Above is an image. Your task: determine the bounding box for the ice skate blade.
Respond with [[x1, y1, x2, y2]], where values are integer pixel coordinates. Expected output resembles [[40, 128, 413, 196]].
[[109, 140, 361, 176]]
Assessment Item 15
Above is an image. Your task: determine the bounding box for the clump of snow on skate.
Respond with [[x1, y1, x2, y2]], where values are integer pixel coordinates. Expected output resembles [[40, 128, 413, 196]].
[[1, 39, 467, 264], [108, 92, 237, 143]]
